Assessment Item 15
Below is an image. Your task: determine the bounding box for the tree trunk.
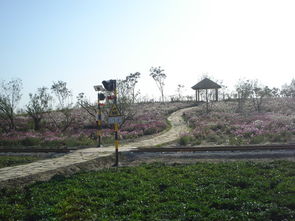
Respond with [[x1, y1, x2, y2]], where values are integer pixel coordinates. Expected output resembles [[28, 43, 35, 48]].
[[33, 117, 41, 130]]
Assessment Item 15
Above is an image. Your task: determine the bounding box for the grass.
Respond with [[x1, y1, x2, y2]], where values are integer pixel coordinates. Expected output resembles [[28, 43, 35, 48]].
[[1, 161, 294, 220], [0, 156, 42, 169]]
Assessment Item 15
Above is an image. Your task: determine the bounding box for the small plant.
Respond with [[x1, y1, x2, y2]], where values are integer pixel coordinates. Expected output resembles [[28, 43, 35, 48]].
[[179, 135, 193, 146], [0, 156, 41, 168], [229, 136, 244, 145], [206, 134, 219, 143], [20, 137, 42, 146], [250, 135, 265, 144], [192, 139, 202, 145], [143, 127, 157, 135]]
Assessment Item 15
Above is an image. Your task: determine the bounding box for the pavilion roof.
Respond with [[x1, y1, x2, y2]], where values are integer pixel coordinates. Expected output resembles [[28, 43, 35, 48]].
[[191, 78, 222, 90]]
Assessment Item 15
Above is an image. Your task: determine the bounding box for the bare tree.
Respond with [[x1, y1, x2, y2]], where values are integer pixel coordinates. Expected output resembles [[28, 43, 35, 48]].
[[235, 79, 253, 113], [236, 79, 273, 113], [0, 79, 22, 131], [125, 72, 141, 103], [26, 87, 52, 130], [76, 92, 96, 118], [116, 79, 136, 125], [176, 84, 184, 101], [281, 79, 295, 98], [149, 66, 166, 102], [49, 81, 74, 132], [251, 84, 272, 112]]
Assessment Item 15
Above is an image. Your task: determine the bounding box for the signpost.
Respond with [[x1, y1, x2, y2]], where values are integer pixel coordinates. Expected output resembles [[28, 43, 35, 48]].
[[108, 104, 123, 124], [102, 79, 121, 167]]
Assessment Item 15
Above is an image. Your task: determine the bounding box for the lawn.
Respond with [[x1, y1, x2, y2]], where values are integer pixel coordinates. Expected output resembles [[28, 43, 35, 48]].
[[0, 156, 42, 169], [1, 161, 294, 220]]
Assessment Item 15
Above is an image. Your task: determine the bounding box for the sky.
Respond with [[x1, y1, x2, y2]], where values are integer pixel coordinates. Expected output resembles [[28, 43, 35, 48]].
[[0, 0, 294, 107]]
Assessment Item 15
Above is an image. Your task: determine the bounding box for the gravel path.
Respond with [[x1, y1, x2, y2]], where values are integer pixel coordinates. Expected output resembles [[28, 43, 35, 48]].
[[0, 106, 196, 187]]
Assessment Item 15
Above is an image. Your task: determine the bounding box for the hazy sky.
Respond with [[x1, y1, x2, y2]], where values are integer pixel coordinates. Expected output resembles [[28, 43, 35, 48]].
[[0, 0, 294, 106]]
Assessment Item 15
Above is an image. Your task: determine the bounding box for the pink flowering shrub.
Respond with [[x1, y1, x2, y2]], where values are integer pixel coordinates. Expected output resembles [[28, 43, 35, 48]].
[[0, 102, 192, 147], [182, 100, 295, 145]]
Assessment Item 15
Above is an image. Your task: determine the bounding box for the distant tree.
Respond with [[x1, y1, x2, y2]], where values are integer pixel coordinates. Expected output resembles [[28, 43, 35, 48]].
[[235, 79, 253, 113], [26, 87, 52, 130], [0, 79, 22, 131], [76, 92, 96, 118], [271, 87, 280, 97], [251, 84, 272, 112], [50, 81, 74, 132], [281, 79, 295, 97], [149, 66, 166, 102], [125, 72, 141, 103], [235, 79, 273, 112], [176, 84, 184, 101]]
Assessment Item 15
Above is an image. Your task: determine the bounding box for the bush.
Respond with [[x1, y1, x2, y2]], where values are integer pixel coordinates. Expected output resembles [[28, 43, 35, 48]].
[[269, 134, 287, 143], [0, 139, 20, 147], [206, 134, 219, 143], [64, 137, 95, 147], [250, 135, 265, 144], [143, 127, 157, 135], [179, 135, 193, 146], [229, 136, 244, 146], [20, 137, 42, 146], [192, 139, 202, 145], [41, 139, 65, 147], [0, 156, 41, 168]]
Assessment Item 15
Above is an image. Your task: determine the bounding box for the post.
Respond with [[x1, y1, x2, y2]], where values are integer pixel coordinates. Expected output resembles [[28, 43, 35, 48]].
[[206, 89, 209, 113], [215, 88, 218, 101], [114, 87, 119, 167], [97, 96, 102, 147], [114, 122, 119, 166]]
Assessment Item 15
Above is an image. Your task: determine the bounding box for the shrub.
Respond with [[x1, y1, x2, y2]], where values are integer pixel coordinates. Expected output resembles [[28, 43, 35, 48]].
[[192, 139, 202, 145], [65, 137, 95, 147], [143, 127, 157, 135], [42, 139, 64, 147], [250, 135, 265, 144], [20, 137, 42, 146], [179, 135, 192, 146], [0, 139, 20, 147], [206, 134, 219, 143], [269, 134, 287, 143], [229, 136, 244, 146], [210, 123, 224, 131]]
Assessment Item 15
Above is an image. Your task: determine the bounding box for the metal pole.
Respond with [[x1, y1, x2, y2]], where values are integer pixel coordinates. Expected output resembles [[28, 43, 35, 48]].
[[114, 123, 119, 166], [114, 87, 119, 167], [97, 95, 102, 147]]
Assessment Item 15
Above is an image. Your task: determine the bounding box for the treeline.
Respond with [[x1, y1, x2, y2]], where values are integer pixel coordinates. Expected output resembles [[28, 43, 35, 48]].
[[0, 67, 165, 133], [0, 69, 294, 133]]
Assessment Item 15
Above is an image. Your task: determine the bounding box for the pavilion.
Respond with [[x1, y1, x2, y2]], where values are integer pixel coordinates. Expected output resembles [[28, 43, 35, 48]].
[[191, 78, 222, 102]]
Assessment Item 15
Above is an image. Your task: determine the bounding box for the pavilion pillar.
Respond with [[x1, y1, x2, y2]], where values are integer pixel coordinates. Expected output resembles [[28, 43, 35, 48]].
[[195, 90, 197, 102], [215, 88, 218, 101]]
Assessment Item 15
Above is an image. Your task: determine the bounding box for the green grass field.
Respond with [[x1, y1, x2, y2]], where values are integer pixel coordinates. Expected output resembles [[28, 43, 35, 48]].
[[0, 156, 41, 169], [1, 161, 294, 220]]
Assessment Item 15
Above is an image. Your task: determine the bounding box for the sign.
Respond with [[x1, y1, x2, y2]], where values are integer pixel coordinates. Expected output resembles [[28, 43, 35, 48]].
[[109, 104, 121, 117], [108, 116, 123, 124]]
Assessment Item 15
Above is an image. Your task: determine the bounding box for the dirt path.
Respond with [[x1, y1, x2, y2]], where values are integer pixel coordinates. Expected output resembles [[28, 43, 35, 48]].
[[0, 106, 196, 188]]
